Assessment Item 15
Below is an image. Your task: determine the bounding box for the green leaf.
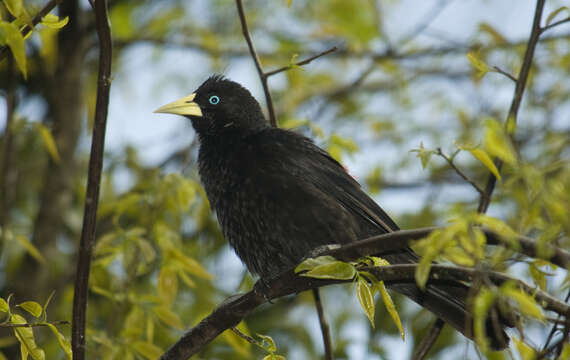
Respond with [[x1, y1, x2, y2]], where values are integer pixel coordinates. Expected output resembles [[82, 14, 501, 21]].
[[11, 314, 45, 360], [466, 51, 489, 79], [410, 142, 433, 169], [169, 249, 213, 280], [295, 256, 338, 272], [415, 256, 432, 290], [40, 14, 69, 29], [257, 333, 277, 352], [501, 286, 544, 321], [136, 238, 156, 263], [468, 148, 501, 182], [356, 276, 375, 327], [478, 23, 507, 44], [0, 298, 9, 313], [484, 118, 517, 165], [263, 355, 286, 360], [17, 301, 42, 318], [132, 341, 163, 360], [528, 263, 546, 290], [302, 261, 356, 280], [37, 124, 61, 163], [513, 337, 537, 360], [376, 281, 404, 340], [45, 324, 72, 360], [545, 6, 569, 26], [3, 0, 23, 17], [474, 214, 518, 242], [0, 22, 27, 78], [473, 287, 495, 351], [158, 267, 178, 306], [177, 269, 196, 288], [152, 306, 184, 330], [15, 235, 46, 264]]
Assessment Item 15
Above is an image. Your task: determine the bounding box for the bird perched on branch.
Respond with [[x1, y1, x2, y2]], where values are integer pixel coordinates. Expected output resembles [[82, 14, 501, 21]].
[[155, 75, 511, 349]]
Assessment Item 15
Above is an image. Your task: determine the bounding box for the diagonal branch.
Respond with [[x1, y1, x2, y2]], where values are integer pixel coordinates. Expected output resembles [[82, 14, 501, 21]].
[[0, 0, 63, 61], [436, 148, 485, 196], [264, 47, 338, 78], [71, 0, 113, 359], [235, 0, 277, 126], [158, 227, 569, 359], [234, 0, 336, 127], [477, 0, 546, 213]]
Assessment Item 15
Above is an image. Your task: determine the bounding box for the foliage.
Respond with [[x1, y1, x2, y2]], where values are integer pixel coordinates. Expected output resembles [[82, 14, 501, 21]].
[[0, 0, 569, 359]]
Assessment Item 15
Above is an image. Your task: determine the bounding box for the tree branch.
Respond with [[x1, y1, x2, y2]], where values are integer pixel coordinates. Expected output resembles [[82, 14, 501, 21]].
[[540, 17, 570, 34], [264, 47, 338, 78], [71, 0, 112, 359], [411, 318, 445, 360], [0, 0, 63, 61], [312, 288, 333, 360], [234, 0, 277, 127], [159, 228, 569, 359], [477, 0, 546, 213], [435, 148, 485, 196]]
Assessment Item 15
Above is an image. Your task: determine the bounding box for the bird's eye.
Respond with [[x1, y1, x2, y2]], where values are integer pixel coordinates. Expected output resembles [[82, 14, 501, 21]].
[[209, 95, 220, 105]]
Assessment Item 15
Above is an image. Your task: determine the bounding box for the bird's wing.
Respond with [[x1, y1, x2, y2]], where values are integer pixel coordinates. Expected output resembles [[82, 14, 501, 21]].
[[250, 128, 400, 234]]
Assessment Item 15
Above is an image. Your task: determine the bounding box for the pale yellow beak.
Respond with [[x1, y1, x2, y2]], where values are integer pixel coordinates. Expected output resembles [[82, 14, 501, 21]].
[[154, 93, 203, 117]]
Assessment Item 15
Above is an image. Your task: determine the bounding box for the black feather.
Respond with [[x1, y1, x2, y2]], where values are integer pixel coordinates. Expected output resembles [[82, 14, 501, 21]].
[[178, 75, 511, 349]]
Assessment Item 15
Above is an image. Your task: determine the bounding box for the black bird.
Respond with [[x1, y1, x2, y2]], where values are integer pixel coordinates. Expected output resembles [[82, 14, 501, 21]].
[[155, 75, 510, 348]]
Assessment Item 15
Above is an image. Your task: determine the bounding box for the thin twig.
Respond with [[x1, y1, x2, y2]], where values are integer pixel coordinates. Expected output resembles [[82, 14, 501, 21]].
[[0, 0, 63, 61], [71, 0, 113, 359], [234, 0, 277, 127], [411, 318, 445, 360], [230, 326, 257, 344], [541, 288, 570, 354], [264, 47, 338, 78], [312, 289, 333, 360], [492, 66, 518, 83], [0, 320, 70, 328], [436, 148, 485, 196], [540, 17, 570, 34], [477, 0, 546, 213]]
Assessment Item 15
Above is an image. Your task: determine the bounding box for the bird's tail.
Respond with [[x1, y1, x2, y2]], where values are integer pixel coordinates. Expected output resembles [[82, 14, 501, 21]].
[[390, 282, 512, 350]]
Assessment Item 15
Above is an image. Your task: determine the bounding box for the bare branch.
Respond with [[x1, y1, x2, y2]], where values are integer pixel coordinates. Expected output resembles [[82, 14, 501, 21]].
[[478, 0, 546, 213], [264, 47, 338, 78], [0, 320, 70, 328], [71, 0, 113, 359], [412, 318, 445, 360], [436, 148, 485, 196], [492, 65, 518, 83], [541, 17, 570, 34], [312, 289, 333, 360], [0, 0, 63, 61], [234, 0, 277, 126]]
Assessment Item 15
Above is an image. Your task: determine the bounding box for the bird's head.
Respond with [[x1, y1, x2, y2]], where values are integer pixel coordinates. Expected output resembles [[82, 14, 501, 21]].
[[154, 75, 267, 136]]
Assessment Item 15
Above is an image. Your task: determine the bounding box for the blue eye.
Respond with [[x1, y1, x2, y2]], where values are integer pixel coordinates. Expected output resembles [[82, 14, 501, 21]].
[[209, 95, 220, 105]]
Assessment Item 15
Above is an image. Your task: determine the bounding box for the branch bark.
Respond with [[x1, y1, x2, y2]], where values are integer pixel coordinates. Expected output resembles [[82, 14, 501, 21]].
[[477, 0, 546, 213], [71, 0, 112, 359], [159, 227, 569, 359]]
